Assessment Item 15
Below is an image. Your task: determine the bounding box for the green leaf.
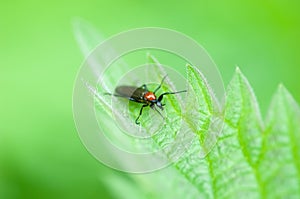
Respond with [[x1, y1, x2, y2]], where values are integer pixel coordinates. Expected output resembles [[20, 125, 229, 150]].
[[173, 63, 223, 198], [223, 67, 264, 166], [259, 85, 300, 198], [90, 56, 300, 198], [206, 68, 264, 199], [73, 21, 300, 197]]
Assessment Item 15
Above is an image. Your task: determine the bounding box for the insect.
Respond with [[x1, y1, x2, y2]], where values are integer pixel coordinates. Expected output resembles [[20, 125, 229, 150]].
[[106, 75, 187, 124]]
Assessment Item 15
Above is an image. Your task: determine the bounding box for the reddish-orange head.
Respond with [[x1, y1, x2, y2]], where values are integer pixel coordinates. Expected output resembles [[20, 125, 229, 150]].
[[144, 91, 156, 101]]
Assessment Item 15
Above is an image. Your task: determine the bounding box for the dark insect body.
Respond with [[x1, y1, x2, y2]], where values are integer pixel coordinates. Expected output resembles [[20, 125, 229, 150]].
[[107, 76, 186, 124]]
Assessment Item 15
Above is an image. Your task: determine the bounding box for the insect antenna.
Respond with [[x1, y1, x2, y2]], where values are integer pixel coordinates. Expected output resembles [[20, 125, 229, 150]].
[[157, 90, 187, 102], [153, 75, 168, 94]]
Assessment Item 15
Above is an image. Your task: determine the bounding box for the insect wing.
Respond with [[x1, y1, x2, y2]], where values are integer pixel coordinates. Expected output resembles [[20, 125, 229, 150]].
[[115, 86, 146, 102]]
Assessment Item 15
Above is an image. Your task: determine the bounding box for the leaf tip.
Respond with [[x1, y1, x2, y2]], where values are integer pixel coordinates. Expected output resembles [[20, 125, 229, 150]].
[[271, 83, 300, 111], [277, 83, 286, 91], [231, 66, 246, 83], [275, 83, 290, 97], [235, 66, 242, 74], [147, 53, 158, 64], [276, 83, 296, 102]]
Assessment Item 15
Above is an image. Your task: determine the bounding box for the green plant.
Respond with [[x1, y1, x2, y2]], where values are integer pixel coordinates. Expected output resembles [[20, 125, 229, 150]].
[[74, 21, 299, 198], [96, 56, 300, 199]]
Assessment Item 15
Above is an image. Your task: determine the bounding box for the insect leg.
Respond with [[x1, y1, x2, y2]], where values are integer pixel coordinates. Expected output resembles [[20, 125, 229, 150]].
[[151, 105, 164, 119], [157, 90, 187, 102], [153, 75, 168, 94], [135, 104, 149, 124]]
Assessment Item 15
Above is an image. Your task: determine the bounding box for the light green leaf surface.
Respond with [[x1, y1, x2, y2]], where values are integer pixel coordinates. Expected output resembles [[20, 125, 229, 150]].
[[206, 68, 263, 199], [74, 21, 300, 199], [93, 59, 300, 199], [174, 63, 222, 199], [259, 85, 300, 198]]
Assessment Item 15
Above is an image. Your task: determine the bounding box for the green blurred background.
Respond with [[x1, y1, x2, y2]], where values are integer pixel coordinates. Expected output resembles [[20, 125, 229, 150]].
[[1, 1, 299, 198]]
